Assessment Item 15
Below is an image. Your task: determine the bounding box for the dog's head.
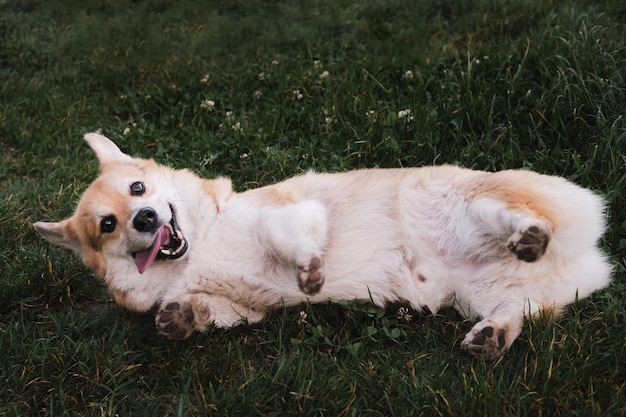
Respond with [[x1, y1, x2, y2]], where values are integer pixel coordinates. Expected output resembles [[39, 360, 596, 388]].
[[34, 133, 232, 311]]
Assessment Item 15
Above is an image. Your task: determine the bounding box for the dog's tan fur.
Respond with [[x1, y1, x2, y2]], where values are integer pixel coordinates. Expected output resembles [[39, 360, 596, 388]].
[[34, 133, 612, 358]]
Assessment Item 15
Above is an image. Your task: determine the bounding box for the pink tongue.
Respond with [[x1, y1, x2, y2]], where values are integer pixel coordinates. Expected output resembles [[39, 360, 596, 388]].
[[135, 226, 171, 274]]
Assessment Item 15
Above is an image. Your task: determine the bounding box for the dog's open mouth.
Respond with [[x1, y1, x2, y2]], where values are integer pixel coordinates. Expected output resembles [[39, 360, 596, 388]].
[[134, 205, 188, 274]]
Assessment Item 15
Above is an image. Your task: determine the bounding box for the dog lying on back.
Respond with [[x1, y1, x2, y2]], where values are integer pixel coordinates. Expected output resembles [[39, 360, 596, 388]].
[[34, 133, 612, 359]]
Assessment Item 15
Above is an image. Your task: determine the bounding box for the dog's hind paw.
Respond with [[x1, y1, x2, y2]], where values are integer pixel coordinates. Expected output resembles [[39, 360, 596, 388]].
[[461, 322, 508, 360], [297, 256, 325, 295], [156, 301, 195, 340], [507, 225, 549, 262]]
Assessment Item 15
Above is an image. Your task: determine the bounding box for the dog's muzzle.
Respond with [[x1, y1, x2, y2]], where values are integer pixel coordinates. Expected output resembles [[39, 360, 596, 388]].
[[133, 204, 188, 273]]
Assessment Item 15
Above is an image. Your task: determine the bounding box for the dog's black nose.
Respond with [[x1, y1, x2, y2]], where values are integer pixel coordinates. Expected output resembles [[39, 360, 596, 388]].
[[133, 208, 159, 232]]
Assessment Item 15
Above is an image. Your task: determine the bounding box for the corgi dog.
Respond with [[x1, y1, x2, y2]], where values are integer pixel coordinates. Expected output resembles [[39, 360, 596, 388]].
[[34, 133, 612, 359]]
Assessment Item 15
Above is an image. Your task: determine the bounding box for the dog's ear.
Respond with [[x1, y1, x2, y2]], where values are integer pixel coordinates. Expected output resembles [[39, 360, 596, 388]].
[[33, 220, 82, 255], [84, 133, 133, 170]]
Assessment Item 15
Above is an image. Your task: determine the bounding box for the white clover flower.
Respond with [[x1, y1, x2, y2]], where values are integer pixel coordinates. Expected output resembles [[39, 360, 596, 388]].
[[293, 89, 303, 100], [404, 70, 414, 79], [254, 90, 262, 99], [296, 311, 308, 325], [122, 127, 131, 136], [226, 111, 233, 121], [232, 122, 241, 132], [313, 59, 321, 68], [396, 307, 413, 322], [322, 115, 336, 132], [200, 74, 210, 85], [366, 109, 377, 122], [398, 109, 414, 121], [319, 70, 330, 79], [271, 60, 279, 65], [258, 72, 266, 81], [200, 99, 215, 111]]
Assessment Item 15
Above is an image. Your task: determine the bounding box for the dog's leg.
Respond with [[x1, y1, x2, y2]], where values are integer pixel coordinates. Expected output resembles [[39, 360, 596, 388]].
[[295, 256, 325, 295], [460, 311, 525, 360], [469, 198, 552, 262], [457, 197, 555, 358], [155, 293, 266, 339], [155, 300, 197, 340], [155, 293, 214, 339], [259, 200, 328, 295], [507, 224, 550, 262]]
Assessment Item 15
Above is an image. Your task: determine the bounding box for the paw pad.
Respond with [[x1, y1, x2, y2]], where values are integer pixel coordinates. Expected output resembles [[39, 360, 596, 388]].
[[462, 325, 507, 360], [297, 256, 325, 295], [508, 225, 549, 262], [156, 301, 195, 340]]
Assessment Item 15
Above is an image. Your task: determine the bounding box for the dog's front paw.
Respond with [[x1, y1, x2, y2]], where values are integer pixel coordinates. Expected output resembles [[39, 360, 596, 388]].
[[507, 225, 549, 262], [156, 301, 195, 340], [461, 323, 508, 360], [297, 256, 325, 295]]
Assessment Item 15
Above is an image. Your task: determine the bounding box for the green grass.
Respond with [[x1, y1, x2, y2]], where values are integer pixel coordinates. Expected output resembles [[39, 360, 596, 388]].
[[1, 0, 625, 415]]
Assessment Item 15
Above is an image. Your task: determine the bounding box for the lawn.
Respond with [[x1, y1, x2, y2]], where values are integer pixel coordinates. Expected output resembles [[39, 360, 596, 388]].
[[1, 0, 625, 416]]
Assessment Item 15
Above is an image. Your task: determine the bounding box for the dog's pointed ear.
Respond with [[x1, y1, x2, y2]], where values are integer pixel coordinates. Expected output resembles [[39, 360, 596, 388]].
[[84, 133, 133, 170], [34, 220, 82, 255]]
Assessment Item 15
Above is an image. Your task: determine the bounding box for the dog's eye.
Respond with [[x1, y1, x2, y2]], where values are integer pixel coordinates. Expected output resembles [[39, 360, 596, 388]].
[[130, 181, 145, 196], [100, 216, 117, 233]]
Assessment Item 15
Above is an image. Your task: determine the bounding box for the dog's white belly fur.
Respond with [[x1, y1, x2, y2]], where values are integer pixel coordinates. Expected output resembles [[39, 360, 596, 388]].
[[34, 134, 612, 359]]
